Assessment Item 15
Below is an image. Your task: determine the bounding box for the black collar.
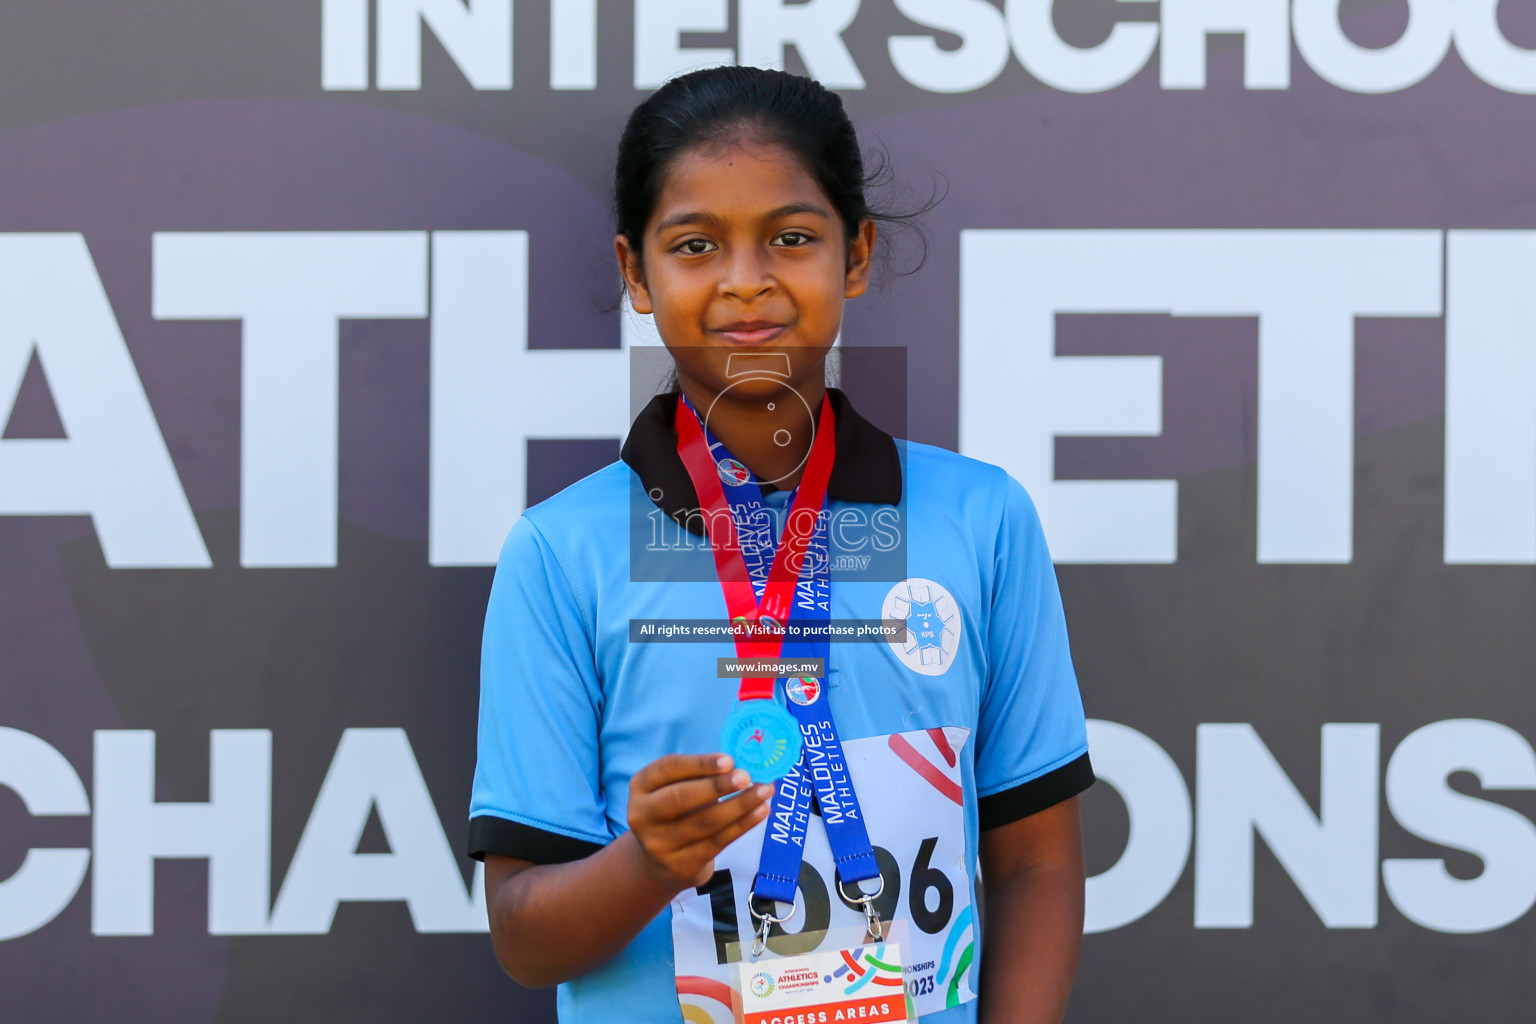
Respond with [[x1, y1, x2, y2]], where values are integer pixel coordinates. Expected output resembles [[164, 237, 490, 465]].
[[622, 388, 902, 533]]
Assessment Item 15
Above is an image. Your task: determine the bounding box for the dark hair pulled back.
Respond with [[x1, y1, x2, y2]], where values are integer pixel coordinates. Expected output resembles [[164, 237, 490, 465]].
[[614, 65, 930, 272]]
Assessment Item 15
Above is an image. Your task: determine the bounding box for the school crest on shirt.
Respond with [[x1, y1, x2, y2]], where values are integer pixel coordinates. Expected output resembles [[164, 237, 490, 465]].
[[882, 578, 961, 676]]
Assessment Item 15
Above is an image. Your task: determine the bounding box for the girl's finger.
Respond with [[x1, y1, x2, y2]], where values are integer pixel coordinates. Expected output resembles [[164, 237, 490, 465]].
[[665, 783, 774, 844], [642, 771, 753, 823], [642, 782, 771, 854], [631, 753, 733, 796]]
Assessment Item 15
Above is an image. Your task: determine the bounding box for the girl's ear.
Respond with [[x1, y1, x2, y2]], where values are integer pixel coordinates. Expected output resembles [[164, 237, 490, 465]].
[[615, 235, 654, 315], [844, 219, 877, 299]]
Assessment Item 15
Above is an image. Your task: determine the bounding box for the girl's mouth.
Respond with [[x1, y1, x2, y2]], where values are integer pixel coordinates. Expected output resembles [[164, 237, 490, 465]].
[[711, 321, 787, 345]]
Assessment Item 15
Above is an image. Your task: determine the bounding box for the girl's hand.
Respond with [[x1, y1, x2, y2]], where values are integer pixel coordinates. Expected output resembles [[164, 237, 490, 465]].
[[486, 756, 773, 988], [626, 753, 774, 891]]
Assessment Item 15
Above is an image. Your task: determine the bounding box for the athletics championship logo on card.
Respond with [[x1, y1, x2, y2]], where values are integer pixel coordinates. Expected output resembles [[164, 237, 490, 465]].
[[750, 972, 775, 998], [786, 677, 821, 705], [717, 457, 751, 486], [882, 578, 961, 676]]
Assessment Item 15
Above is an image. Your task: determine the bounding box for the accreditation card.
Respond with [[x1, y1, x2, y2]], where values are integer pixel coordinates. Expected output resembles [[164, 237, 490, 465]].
[[734, 924, 915, 1024]]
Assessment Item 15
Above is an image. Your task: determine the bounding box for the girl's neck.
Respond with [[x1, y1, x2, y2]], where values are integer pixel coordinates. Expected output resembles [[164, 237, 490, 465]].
[[677, 375, 827, 491]]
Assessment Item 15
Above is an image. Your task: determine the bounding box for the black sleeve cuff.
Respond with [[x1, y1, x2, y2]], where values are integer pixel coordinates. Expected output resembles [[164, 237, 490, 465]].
[[977, 752, 1095, 831], [467, 815, 606, 864]]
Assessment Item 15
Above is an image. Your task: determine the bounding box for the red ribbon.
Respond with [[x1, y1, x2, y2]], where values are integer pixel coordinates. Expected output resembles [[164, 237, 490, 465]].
[[674, 393, 837, 701]]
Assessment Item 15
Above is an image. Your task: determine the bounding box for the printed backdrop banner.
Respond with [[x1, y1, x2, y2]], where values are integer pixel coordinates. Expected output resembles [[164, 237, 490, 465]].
[[3, 1, 1536, 1021]]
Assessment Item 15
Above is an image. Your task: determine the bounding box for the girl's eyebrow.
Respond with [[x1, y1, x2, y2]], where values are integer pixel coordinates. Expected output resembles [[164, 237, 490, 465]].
[[761, 202, 830, 221], [653, 202, 831, 235], [654, 210, 720, 234]]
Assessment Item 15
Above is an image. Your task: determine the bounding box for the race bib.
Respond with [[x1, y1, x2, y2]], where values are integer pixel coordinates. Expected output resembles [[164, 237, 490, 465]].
[[671, 727, 977, 1022]]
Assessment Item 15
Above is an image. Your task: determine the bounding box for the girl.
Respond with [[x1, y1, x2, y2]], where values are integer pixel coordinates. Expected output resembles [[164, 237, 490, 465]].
[[470, 66, 1092, 1024]]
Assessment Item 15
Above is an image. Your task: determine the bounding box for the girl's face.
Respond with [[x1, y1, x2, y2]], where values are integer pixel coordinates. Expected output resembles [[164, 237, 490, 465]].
[[616, 137, 876, 402]]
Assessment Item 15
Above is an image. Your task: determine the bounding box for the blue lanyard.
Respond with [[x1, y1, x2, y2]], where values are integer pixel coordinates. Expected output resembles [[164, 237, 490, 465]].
[[694, 414, 882, 915]]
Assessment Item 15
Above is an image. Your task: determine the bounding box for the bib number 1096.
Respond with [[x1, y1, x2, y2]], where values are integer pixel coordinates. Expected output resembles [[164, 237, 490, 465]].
[[694, 837, 957, 964]]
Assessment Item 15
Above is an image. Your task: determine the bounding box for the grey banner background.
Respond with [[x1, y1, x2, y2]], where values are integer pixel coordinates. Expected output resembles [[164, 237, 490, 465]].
[[2, 1, 1534, 1021]]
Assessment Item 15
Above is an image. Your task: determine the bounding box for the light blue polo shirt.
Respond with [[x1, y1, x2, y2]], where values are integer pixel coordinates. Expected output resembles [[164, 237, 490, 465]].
[[470, 390, 1091, 1023]]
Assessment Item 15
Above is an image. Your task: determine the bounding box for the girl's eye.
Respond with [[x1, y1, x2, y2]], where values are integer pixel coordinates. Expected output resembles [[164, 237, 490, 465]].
[[677, 238, 715, 255], [775, 231, 811, 247]]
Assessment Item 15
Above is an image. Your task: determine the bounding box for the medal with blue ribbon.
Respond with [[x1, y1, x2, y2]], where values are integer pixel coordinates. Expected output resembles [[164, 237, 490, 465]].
[[720, 699, 801, 782], [674, 394, 885, 952], [674, 395, 833, 784]]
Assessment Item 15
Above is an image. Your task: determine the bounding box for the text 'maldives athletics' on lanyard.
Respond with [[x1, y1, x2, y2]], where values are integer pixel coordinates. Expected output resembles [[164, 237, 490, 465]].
[[674, 394, 885, 954]]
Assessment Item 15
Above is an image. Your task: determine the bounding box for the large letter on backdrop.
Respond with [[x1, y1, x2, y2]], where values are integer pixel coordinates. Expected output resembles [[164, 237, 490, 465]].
[[429, 232, 631, 566], [1292, 0, 1453, 94], [1083, 721, 1192, 933], [888, 0, 1010, 93], [738, 0, 864, 88], [960, 230, 1173, 563], [960, 231, 1441, 564], [0, 728, 91, 941], [550, 0, 598, 89], [634, 0, 734, 88], [322, 0, 370, 90], [376, 0, 513, 90], [1383, 719, 1536, 934], [1005, 0, 1159, 94], [1157, 232, 1442, 563], [1454, 0, 1536, 94], [0, 234, 209, 568], [268, 729, 483, 934], [153, 232, 428, 568], [1160, 0, 1290, 89], [92, 730, 272, 936], [1195, 724, 1379, 929], [1444, 231, 1536, 563]]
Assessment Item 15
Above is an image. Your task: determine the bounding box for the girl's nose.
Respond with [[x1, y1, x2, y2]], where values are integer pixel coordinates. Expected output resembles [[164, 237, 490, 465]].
[[718, 246, 774, 301]]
